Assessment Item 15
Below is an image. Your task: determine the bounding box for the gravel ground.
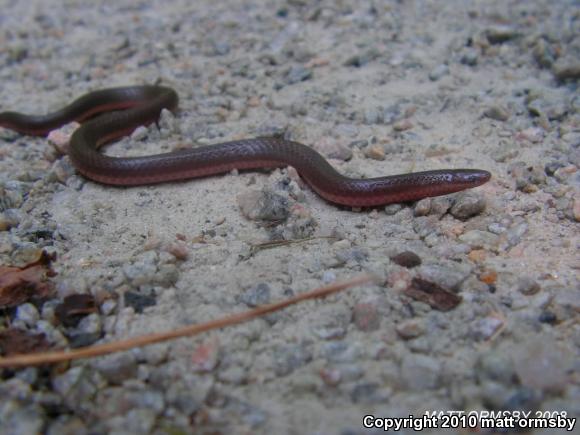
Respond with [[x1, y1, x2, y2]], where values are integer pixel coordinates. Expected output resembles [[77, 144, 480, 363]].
[[0, 0, 579, 434]]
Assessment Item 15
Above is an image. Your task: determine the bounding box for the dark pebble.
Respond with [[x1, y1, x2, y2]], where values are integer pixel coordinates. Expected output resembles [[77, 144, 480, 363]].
[[390, 251, 422, 268], [538, 310, 557, 325], [124, 290, 157, 313]]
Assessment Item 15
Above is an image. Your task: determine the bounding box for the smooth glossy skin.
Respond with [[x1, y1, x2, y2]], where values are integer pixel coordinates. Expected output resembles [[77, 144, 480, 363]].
[[0, 85, 491, 206]]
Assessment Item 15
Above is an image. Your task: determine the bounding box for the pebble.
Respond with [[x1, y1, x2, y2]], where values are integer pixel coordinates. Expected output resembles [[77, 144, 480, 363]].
[[46, 416, 88, 435], [363, 144, 385, 160], [286, 65, 312, 84], [273, 343, 312, 376], [533, 38, 556, 68], [383, 203, 403, 215], [528, 96, 569, 121], [395, 319, 425, 339], [458, 230, 499, 250], [352, 303, 380, 332], [484, 25, 519, 44], [313, 137, 353, 161], [484, 104, 510, 121], [93, 353, 138, 385], [417, 263, 472, 291], [191, 338, 221, 373], [428, 64, 449, 81], [552, 288, 580, 321], [50, 158, 76, 184], [74, 312, 102, 336], [553, 60, 580, 81], [390, 251, 422, 268], [430, 196, 453, 217], [52, 367, 98, 411], [238, 283, 271, 307], [477, 348, 516, 385], [350, 382, 389, 404], [449, 192, 487, 219], [470, 316, 504, 341], [512, 338, 571, 392], [460, 49, 478, 66], [413, 198, 431, 216], [237, 189, 290, 221], [572, 194, 580, 221], [0, 400, 46, 435], [400, 354, 442, 390], [504, 221, 529, 248], [217, 366, 247, 385], [15, 303, 40, 327], [516, 276, 541, 295], [363, 107, 383, 125], [515, 127, 545, 143], [124, 290, 157, 313]]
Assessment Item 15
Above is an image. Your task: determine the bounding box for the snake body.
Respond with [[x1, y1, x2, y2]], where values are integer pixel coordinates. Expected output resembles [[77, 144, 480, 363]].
[[0, 85, 490, 206]]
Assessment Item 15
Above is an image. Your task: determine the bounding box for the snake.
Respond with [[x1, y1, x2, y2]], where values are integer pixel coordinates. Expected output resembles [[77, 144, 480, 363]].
[[0, 85, 490, 207]]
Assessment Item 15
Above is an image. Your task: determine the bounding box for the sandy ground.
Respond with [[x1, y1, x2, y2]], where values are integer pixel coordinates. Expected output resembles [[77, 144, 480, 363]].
[[0, 0, 579, 434]]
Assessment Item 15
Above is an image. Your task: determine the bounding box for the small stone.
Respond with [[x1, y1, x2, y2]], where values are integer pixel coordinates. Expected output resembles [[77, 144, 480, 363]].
[[533, 38, 556, 68], [52, 366, 98, 409], [130, 125, 149, 141], [471, 316, 504, 341], [124, 290, 156, 313], [513, 338, 571, 393], [313, 137, 352, 161], [286, 65, 312, 84], [273, 343, 312, 376], [392, 119, 413, 131], [237, 189, 290, 221], [364, 144, 385, 160], [484, 104, 510, 121], [164, 242, 189, 261], [460, 49, 478, 66], [504, 222, 529, 248], [458, 230, 499, 250], [515, 127, 544, 143], [396, 319, 425, 339], [93, 353, 138, 385], [428, 64, 449, 81], [414, 198, 431, 216], [538, 310, 557, 325], [352, 303, 380, 332], [450, 192, 487, 219], [572, 194, 580, 222], [417, 263, 472, 292], [217, 366, 246, 385], [516, 277, 541, 295], [363, 108, 383, 125], [46, 416, 88, 435], [51, 158, 76, 184], [350, 382, 389, 404], [191, 338, 220, 373], [0, 400, 46, 435], [383, 204, 403, 216], [15, 303, 40, 327], [239, 283, 271, 307], [485, 25, 519, 44], [477, 350, 516, 384], [528, 97, 569, 121], [553, 60, 580, 81], [47, 122, 79, 154], [319, 367, 341, 386], [401, 354, 441, 390], [390, 251, 422, 268]]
